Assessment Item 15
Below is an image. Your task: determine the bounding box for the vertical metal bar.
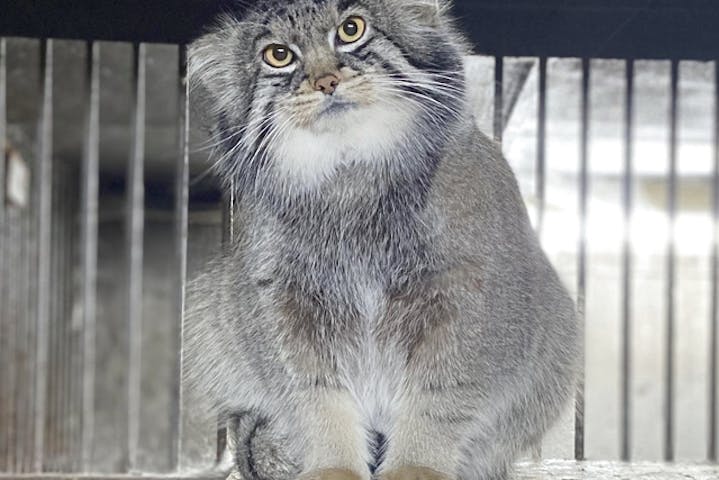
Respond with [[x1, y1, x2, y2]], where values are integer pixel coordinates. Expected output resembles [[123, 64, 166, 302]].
[[217, 179, 237, 463], [46, 152, 60, 471], [171, 44, 190, 472], [19, 188, 33, 472], [66, 165, 79, 471], [620, 59, 635, 462], [216, 418, 227, 465], [69, 177, 82, 471], [6, 208, 20, 472], [55, 166, 67, 471], [33, 38, 53, 473], [536, 57, 548, 236], [493, 56, 504, 144], [48, 152, 65, 471], [665, 59, 679, 463], [532, 56, 548, 462], [56, 160, 68, 471], [0, 37, 8, 473], [709, 59, 719, 463], [575, 57, 590, 462], [125, 42, 146, 473], [80, 40, 100, 472], [222, 182, 237, 245]]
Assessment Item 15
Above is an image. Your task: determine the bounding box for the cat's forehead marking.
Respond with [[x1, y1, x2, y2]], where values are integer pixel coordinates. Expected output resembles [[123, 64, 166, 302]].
[[259, 0, 354, 32]]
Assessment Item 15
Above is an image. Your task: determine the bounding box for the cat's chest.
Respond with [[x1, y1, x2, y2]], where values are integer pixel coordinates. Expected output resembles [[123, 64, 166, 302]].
[[338, 281, 404, 429]]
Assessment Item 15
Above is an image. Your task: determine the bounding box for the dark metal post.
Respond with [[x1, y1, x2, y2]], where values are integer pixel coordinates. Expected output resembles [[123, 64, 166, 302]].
[[80, 40, 101, 471], [33, 38, 54, 473], [709, 60, 719, 462], [575, 57, 590, 462], [665, 59, 679, 463], [620, 59, 635, 462], [0, 36, 8, 474], [494, 56, 504, 144], [125, 42, 146, 473], [536, 57, 548, 235], [171, 44, 190, 471]]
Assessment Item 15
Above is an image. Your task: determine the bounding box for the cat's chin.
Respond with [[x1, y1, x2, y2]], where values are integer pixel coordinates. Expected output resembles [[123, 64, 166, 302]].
[[315, 97, 357, 119], [308, 96, 364, 134], [270, 102, 418, 188]]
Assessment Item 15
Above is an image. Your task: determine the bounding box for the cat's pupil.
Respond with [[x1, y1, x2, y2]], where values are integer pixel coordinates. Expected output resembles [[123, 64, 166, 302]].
[[274, 46, 288, 61], [343, 21, 358, 36]]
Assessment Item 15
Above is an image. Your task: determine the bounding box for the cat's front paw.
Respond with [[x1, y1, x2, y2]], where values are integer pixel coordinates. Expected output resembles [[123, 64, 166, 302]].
[[379, 466, 451, 480], [299, 468, 364, 480]]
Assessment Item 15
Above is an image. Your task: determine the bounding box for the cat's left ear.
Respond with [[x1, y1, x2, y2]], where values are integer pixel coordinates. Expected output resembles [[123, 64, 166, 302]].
[[403, 0, 451, 27]]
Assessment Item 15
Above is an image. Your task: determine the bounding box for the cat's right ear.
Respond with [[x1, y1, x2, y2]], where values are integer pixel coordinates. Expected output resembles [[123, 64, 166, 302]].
[[188, 14, 244, 110], [401, 0, 452, 27]]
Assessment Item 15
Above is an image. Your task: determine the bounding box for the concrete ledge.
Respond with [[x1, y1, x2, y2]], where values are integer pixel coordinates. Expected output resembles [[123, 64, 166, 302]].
[[516, 460, 719, 479], [2, 462, 719, 480]]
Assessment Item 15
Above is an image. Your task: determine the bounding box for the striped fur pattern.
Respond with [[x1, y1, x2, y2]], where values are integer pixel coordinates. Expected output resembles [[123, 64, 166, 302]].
[[185, 1, 580, 480]]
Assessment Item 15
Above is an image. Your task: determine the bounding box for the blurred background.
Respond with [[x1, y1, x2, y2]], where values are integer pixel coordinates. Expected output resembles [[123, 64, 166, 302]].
[[1, 1, 719, 478]]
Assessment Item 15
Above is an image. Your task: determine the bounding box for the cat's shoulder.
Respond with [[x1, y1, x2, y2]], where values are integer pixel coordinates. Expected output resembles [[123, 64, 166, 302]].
[[432, 119, 520, 205]]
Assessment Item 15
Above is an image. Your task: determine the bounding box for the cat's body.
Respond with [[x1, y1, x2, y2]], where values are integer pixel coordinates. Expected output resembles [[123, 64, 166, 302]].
[[185, 1, 579, 480]]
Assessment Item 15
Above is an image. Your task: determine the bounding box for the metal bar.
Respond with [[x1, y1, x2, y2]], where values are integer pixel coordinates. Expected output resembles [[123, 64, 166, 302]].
[[125, 42, 146, 473], [216, 179, 236, 464], [69, 179, 82, 472], [665, 59, 679, 463], [493, 55, 504, 143], [16, 174, 32, 472], [66, 164, 80, 470], [56, 160, 69, 471], [170, 44, 190, 472], [19, 203, 33, 472], [5, 203, 20, 471], [80, 40, 101, 472], [536, 57, 547, 235], [574, 57, 590, 462], [620, 58, 635, 462], [34, 38, 54, 473], [531, 55, 548, 463], [0, 36, 8, 473], [57, 167, 71, 471], [216, 420, 227, 466], [46, 149, 60, 471], [222, 181, 236, 246], [709, 59, 719, 463]]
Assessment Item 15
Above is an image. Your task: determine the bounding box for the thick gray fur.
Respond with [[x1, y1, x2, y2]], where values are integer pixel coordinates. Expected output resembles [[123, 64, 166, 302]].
[[185, 1, 580, 479]]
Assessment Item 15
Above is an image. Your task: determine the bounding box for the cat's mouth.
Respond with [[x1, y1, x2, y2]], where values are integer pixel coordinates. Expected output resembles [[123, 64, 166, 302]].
[[316, 96, 358, 118]]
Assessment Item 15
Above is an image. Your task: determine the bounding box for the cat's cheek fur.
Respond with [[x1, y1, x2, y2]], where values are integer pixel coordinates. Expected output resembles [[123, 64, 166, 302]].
[[269, 102, 417, 188]]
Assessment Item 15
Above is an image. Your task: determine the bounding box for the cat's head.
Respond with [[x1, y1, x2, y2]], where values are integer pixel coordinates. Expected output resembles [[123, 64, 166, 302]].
[[190, 0, 469, 193]]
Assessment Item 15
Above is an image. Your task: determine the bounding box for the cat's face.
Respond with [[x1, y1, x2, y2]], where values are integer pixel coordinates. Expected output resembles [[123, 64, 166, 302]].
[[191, 0, 467, 190]]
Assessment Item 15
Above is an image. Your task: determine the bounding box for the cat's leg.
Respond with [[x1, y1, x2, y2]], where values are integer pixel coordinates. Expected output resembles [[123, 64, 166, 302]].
[[381, 352, 574, 480], [295, 388, 371, 480], [453, 365, 574, 480], [377, 384, 476, 480], [376, 285, 575, 480], [379, 376, 556, 480]]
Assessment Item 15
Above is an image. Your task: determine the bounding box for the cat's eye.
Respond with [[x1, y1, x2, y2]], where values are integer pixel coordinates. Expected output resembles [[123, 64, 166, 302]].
[[337, 16, 366, 45], [263, 44, 295, 68]]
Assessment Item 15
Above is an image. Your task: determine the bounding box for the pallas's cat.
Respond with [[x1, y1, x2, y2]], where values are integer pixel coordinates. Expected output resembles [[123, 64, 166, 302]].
[[185, 1, 579, 479]]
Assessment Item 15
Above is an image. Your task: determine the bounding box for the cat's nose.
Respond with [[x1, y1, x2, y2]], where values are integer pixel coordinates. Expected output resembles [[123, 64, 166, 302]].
[[314, 73, 341, 95]]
